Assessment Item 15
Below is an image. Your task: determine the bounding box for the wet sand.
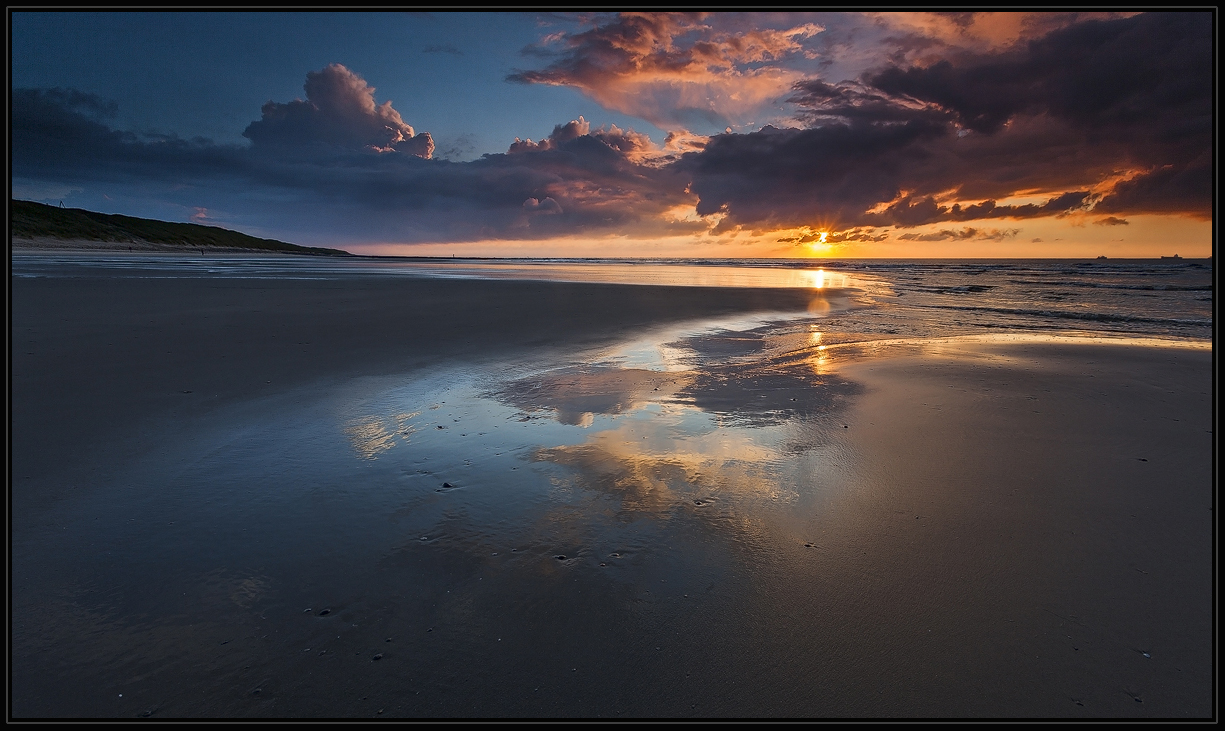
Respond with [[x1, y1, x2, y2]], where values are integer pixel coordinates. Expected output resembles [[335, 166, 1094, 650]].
[[10, 267, 1212, 718]]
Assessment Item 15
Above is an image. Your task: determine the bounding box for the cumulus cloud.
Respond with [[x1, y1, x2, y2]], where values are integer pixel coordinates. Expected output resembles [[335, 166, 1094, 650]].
[[508, 13, 823, 131], [242, 63, 434, 158], [508, 116, 661, 163]]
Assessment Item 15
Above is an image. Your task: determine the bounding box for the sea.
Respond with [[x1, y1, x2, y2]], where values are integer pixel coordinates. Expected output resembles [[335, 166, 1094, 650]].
[[11, 254, 1214, 343]]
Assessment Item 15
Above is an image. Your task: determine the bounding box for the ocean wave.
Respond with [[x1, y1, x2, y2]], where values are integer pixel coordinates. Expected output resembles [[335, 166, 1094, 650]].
[[1007, 279, 1212, 291], [915, 303, 1212, 327]]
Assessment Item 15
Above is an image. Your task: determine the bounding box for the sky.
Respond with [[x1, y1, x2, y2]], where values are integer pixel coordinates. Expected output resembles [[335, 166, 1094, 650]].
[[10, 11, 1213, 258]]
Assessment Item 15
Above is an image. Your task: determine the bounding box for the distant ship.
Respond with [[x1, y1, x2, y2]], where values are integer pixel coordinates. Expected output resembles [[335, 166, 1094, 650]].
[[1160, 254, 1182, 260], [1096, 255, 1108, 260]]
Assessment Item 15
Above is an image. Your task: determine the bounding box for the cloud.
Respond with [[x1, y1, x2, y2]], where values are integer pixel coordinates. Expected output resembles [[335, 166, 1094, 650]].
[[433, 133, 477, 161], [508, 115, 662, 163], [1093, 216, 1128, 226], [777, 227, 888, 244], [242, 63, 434, 158], [868, 11, 1138, 59], [508, 13, 823, 131], [1092, 157, 1211, 218], [896, 227, 1019, 242], [679, 12, 1211, 231], [523, 196, 563, 215]]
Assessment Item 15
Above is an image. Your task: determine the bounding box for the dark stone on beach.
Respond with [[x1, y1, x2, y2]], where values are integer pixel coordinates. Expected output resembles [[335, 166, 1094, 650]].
[[442, 482, 453, 488], [1137, 457, 1148, 461], [436, 425, 445, 429], [373, 653, 383, 661], [318, 609, 330, 616], [694, 499, 704, 505], [555, 555, 566, 560], [180, 390, 192, 394]]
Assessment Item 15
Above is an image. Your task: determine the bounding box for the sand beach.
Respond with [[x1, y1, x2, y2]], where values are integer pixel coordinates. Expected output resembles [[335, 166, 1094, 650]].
[[10, 254, 1212, 718]]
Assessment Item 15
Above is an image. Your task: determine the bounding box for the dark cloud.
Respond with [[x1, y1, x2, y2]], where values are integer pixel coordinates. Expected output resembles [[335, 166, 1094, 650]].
[[681, 12, 1210, 232], [1093, 216, 1128, 226], [1092, 156, 1211, 218]]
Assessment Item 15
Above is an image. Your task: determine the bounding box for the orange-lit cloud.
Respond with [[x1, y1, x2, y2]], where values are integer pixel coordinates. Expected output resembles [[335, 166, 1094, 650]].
[[508, 13, 823, 131]]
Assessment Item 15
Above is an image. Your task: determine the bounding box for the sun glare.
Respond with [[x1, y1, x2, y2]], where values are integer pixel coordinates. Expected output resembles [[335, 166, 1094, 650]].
[[803, 268, 827, 289]]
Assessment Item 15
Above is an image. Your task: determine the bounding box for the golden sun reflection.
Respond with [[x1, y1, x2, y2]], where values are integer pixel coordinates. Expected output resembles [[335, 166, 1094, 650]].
[[800, 268, 827, 289]]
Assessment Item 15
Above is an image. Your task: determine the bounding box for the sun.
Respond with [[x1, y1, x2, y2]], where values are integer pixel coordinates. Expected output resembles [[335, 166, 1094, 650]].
[[806, 231, 832, 256]]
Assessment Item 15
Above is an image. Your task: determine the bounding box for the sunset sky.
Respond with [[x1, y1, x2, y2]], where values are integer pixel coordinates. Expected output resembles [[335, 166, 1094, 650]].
[[11, 11, 1212, 258]]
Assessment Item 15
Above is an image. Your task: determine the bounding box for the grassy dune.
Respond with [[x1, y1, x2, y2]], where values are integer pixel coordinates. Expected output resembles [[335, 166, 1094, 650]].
[[11, 199, 350, 256]]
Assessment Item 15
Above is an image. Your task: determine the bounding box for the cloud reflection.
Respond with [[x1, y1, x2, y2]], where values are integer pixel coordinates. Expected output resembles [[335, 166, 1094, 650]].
[[344, 411, 419, 460], [498, 324, 864, 521], [533, 410, 785, 517]]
